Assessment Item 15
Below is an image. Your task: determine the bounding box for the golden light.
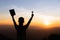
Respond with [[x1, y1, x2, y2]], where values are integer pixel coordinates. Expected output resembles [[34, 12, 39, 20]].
[[40, 15, 53, 26], [44, 20, 50, 25]]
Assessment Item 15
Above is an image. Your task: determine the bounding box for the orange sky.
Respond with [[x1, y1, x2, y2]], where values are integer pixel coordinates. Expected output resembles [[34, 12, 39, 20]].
[[0, 14, 60, 29], [0, 8, 60, 29]]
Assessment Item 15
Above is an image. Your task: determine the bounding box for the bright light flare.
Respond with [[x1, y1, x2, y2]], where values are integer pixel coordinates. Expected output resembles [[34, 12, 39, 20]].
[[44, 20, 50, 25]]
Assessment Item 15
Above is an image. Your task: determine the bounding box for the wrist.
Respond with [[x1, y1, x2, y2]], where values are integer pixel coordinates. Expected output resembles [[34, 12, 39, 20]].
[[12, 16, 14, 17]]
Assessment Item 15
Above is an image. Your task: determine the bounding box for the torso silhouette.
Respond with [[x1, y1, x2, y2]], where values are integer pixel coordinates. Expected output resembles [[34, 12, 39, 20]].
[[16, 26, 27, 40], [16, 25, 28, 40]]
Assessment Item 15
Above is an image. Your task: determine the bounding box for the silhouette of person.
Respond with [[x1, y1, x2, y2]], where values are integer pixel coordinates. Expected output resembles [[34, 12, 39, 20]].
[[11, 11, 34, 40]]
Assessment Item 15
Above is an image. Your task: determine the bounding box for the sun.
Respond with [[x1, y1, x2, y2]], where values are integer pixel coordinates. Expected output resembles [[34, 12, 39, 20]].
[[41, 15, 52, 26], [44, 20, 50, 25]]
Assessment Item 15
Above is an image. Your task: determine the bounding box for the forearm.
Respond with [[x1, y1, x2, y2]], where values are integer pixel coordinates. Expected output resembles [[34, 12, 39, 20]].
[[28, 16, 33, 24], [12, 16, 17, 26], [26, 11, 34, 28], [26, 16, 33, 26]]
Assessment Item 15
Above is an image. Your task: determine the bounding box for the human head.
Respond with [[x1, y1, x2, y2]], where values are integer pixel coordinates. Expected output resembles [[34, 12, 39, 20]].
[[18, 17, 24, 25]]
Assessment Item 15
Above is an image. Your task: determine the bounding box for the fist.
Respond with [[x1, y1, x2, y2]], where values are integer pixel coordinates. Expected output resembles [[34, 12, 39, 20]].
[[11, 14, 15, 17], [32, 11, 33, 13], [31, 11, 34, 17]]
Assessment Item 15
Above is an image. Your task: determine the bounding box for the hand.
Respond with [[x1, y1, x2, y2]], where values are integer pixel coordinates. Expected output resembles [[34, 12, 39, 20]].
[[31, 11, 34, 17], [32, 11, 33, 14], [11, 15, 14, 18]]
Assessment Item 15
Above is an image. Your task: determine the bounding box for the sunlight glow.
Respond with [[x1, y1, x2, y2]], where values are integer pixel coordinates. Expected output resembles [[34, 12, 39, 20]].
[[44, 20, 50, 25], [38, 15, 54, 26]]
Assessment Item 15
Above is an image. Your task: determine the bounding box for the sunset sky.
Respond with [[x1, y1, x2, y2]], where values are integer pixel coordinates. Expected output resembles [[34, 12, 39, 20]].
[[0, 0, 60, 29]]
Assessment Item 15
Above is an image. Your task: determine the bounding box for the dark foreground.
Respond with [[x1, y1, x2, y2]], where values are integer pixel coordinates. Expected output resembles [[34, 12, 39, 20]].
[[0, 25, 60, 40]]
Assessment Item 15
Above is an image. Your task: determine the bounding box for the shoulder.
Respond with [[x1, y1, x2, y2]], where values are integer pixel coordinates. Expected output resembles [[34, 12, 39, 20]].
[[24, 24, 27, 27], [15, 25, 18, 27]]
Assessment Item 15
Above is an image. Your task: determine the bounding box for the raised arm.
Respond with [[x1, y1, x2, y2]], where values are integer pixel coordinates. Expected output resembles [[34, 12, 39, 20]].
[[9, 9, 18, 29], [11, 16, 17, 29], [26, 11, 34, 28]]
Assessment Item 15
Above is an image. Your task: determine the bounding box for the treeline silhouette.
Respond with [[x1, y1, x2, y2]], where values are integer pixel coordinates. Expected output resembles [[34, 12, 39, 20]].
[[42, 34, 60, 40], [0, 34, 11, 40]]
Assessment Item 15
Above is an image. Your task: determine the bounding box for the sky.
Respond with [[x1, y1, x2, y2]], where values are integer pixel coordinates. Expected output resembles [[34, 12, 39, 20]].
[[0, 0, 60, 28]]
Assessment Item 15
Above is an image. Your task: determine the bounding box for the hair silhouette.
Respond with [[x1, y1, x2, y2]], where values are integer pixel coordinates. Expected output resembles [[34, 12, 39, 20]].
[[10, 9, 34, 40]]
